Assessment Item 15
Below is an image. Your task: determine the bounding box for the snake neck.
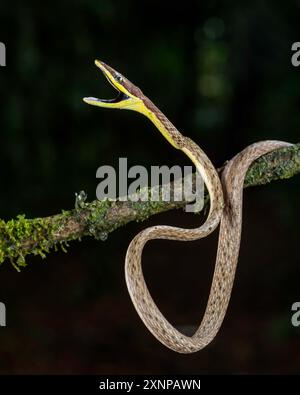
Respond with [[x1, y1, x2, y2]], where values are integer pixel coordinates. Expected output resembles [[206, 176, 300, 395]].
[[142, 96, 186, 149], [141, 96, 223, 217]]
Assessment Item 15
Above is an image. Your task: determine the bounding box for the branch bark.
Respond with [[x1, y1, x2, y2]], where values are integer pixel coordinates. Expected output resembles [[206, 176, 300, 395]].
[[0, 143, 299, 270]]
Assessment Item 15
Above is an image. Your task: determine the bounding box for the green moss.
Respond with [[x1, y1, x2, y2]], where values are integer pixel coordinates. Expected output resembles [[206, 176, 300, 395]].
[[0, 214, 61, 271], [131, 199, 166, 222], [244, 145, 300, 188], [0, 145, 297, 270], [129, 185, 169, 222], [75, 190, 88, 210], [86, 198, 112, 240]]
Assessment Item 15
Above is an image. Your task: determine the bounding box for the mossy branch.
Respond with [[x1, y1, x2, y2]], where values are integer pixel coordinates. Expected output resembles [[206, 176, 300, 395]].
[[0, 143, 299, 270]]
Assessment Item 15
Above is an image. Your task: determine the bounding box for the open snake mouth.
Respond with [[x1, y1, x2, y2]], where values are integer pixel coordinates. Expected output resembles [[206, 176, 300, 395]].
[[86, 91, 129, 104], [84, 68, 129, 104]]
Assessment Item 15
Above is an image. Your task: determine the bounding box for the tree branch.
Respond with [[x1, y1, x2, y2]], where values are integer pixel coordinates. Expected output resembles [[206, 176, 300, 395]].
[[1, 143, 299, 270]]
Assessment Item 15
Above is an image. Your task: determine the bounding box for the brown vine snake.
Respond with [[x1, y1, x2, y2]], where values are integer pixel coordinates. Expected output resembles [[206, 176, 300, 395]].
[[84, 60, 292, 353]]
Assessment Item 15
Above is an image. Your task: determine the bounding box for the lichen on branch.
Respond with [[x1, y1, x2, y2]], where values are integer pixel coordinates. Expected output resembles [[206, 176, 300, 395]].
[[0, 143, 299, 270]]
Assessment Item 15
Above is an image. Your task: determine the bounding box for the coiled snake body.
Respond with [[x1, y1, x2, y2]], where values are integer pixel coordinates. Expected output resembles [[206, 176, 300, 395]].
[[84, 61, 291, 353]]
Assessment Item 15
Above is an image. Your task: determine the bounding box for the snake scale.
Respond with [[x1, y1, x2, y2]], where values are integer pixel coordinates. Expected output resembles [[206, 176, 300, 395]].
[[84, 60, 292, 353]]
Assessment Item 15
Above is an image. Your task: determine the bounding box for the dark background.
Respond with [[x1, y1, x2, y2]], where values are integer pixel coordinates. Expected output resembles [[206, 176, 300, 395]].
[[0, 0, 299, 374]]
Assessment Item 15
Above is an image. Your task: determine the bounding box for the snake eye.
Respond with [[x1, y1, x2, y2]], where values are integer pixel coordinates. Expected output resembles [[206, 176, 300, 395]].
[[115, 74, 123, 82]]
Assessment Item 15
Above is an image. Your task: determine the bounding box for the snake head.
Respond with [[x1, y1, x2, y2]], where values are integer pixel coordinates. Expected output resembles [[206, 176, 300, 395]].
[[83, 60, 145, 111]]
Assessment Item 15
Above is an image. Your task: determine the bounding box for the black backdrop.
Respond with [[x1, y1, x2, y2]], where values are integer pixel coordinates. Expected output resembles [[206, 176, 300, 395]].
[[0, 0, 299, 373]]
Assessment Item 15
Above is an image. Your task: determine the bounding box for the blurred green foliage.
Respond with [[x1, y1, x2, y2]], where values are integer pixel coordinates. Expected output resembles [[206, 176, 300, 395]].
[[0, 0, 299, 218], [0, 0, 299, 374]]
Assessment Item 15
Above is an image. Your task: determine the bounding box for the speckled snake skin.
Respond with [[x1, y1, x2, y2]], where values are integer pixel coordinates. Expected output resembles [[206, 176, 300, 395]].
[[83, 60, 292, 353], [125, 140, 291, 353]]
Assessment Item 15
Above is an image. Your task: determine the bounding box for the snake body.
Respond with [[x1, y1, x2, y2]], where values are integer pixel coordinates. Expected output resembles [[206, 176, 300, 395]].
[[84, 61, 292, 353], [125, 140, 291, 353]]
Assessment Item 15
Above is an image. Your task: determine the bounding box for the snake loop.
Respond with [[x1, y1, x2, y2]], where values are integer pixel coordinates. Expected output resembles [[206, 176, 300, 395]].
[[84, 61, 292, 353]]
